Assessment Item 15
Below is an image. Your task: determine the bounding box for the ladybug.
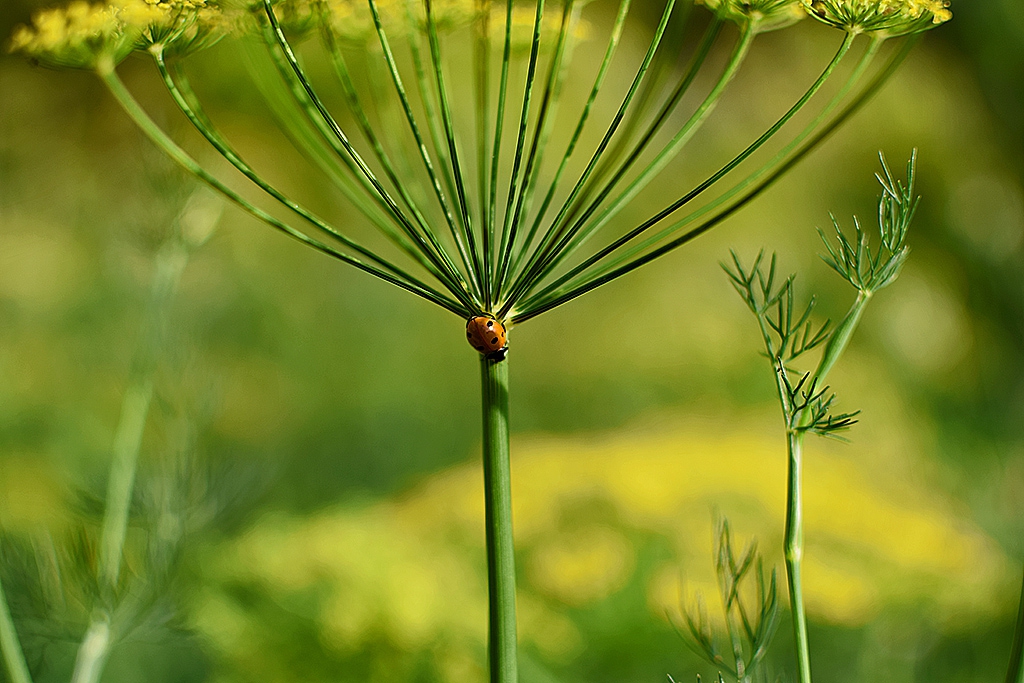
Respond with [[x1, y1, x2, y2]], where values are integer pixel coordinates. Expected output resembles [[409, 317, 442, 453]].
[[466, 315, 508, 357]]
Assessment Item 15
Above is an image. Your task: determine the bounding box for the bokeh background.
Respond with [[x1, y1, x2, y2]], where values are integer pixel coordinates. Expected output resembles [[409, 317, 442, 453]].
[[1, 1, 1023, 681]]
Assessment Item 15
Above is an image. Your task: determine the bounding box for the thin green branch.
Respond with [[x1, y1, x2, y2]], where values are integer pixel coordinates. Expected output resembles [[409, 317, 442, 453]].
[[506, 0, 631, 281], [243, 31, 444, 279], [1007, 565, 1024, 683], [499, 0, 678, 315], [156, 52, 454, 305], [568, 1, 693, 214], [492, 0, 546, 299], [497, 0, 583, 300], [473, 0, 492, 286], [0, 568, 32, 683], [513, 34, 914, 323], [519, 31, 854, 312], [402, 0, 465, 249], [641, 36, 885, 255], [528, 17, 740, 290], [486, 0, 517, 308], [261, 0, 476, 306], [99, 63, 469, 317], [362, 0, 484, 301], [422, 0, 482, 305]]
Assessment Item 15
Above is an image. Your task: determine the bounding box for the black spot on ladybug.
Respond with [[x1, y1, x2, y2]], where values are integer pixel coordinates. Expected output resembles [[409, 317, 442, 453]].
[[486, 321, 494, 328], [467, 331, 472, 338], [490, 337, 498, 344]]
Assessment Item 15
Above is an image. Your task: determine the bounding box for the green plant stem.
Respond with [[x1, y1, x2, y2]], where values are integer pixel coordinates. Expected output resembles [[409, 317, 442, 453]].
[[98, 63, 468, 317], [507, 0, 631, 281], [500, 0, 678, 311], [0, 571, 32, 683], [511, 35, 917, 323], [97, 379, 154, 590], [70, 618, 112, 683], [72, 234, 191, 683], [1007, 565, 1024, 683], [784, 431, 811, 683], [261, 1, 474, 304], [814, 291, 869, 384], [577, 36, 883, 285], [480, 354, 517, 683], [515, 31, 853, 314]]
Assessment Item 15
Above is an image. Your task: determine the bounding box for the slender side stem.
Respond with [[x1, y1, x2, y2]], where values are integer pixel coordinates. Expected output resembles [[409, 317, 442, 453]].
[[473, 0, 491, 277], [1007, 565, 1024, 683], [261, 1, 474, 303], [97, 379, 154, 589], [507, 0, 632, 281], [98, 64, 468, 317], [492, 0, 546, 297], [240, 37, 436, 274], [156, 55, 444, 303], [516, 31, 853, 314], [550, 19, 738, 262], [512, 35, 917, 323], [500, 0, 677, 311], [814, 291, 868, 384], [70, 618, 111, 683], [480, 355, 517, 683], [72, 230, 192, 683], [0, 570, 32, 683], [422, 0, 480, 297], [784, 431, 811, 683]]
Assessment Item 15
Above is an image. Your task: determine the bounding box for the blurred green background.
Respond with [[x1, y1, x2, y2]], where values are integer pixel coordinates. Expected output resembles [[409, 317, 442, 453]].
[[1, 1, 1023, 681]]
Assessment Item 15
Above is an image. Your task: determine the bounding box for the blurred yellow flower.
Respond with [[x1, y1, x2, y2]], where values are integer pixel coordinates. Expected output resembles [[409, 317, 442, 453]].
[[696, 0, 806, 32], [8, 0, 229, 69], [193, 421, 1011, 678], [803, 0, 951, 35]]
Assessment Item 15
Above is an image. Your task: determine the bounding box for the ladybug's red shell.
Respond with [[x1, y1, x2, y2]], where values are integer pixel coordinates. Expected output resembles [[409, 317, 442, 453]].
[[466, 316, 507, 354]]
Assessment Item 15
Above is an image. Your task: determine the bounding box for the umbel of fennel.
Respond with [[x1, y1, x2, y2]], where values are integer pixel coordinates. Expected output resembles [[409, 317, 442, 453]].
[[9, 0, 950, 680]]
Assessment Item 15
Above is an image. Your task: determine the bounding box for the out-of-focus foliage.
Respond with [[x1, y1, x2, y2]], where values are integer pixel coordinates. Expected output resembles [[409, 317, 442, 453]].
[[1, 0, 1023, 681], [189, 425, 1010, 682]]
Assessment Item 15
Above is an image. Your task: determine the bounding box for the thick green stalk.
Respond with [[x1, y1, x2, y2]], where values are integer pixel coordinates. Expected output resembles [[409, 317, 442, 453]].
[[784, 431, 811, 683], [1007, 566, 1024, 683], [0, 571, 32, 683], [480, 355, 517, 683]]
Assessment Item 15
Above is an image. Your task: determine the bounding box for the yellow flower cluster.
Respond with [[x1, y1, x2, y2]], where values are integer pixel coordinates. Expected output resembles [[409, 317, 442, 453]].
[[314, 0, 478, 44], [267, 0, 587, 48], [192, 424, 1011, 679], [8, 0, 229, 70], [695, 0, 806, 32], [489, 3, 591, 53], [803, 0, 952, 35]]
